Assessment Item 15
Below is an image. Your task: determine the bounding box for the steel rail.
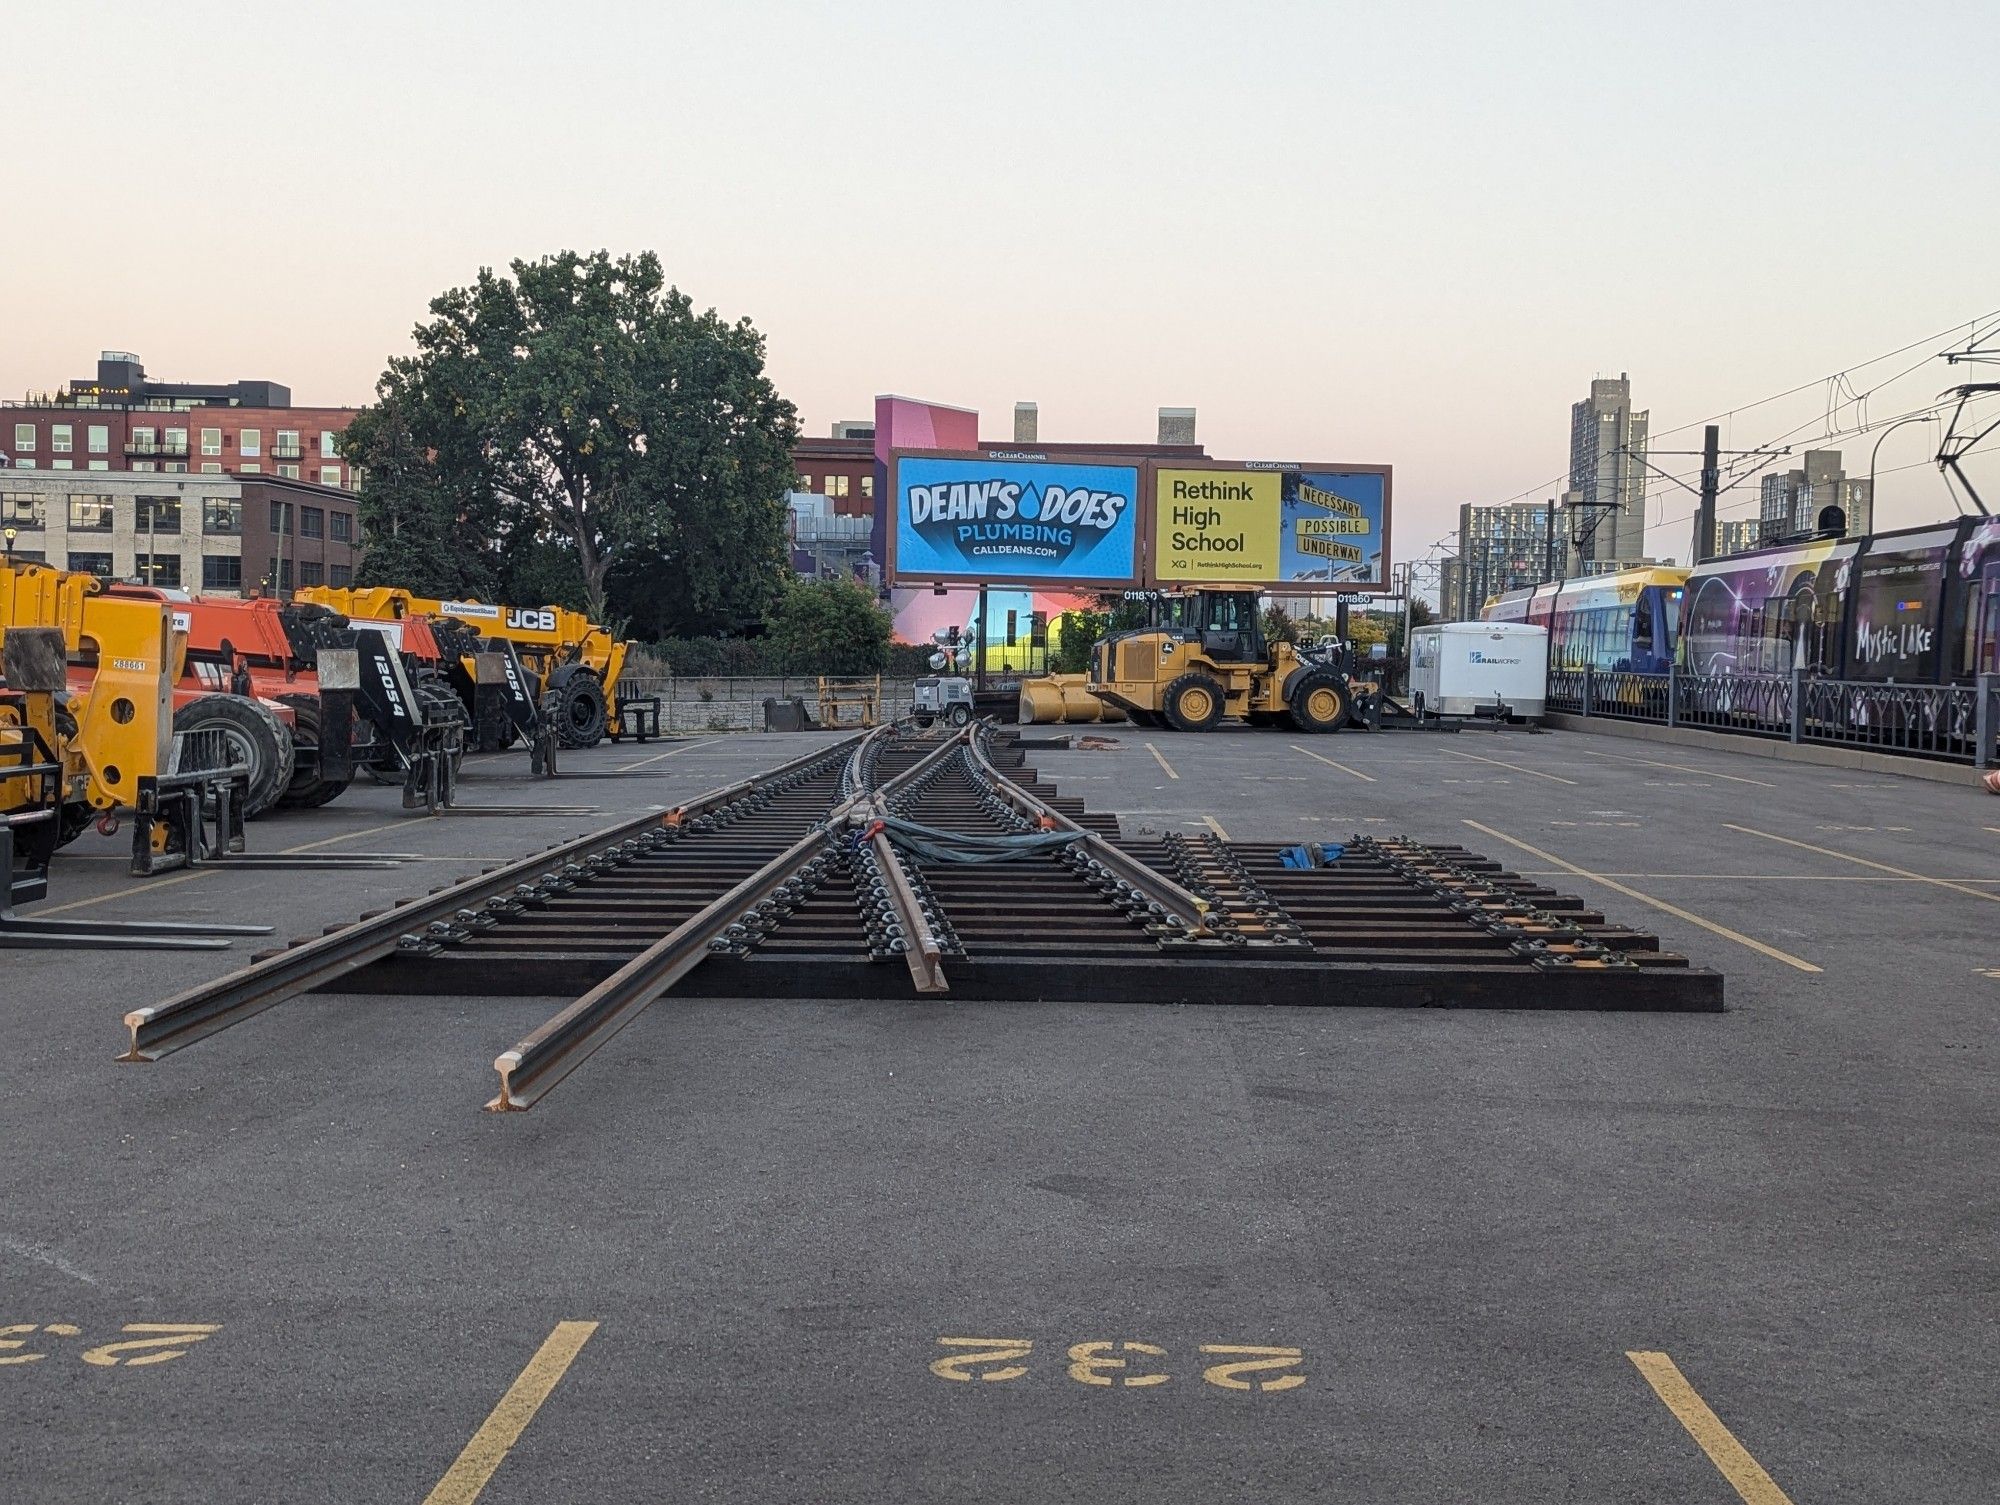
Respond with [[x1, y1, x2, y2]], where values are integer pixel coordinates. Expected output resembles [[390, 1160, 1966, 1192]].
[[870, 822, 949, 994], [121, 734, 868, 1062], [964, 727, 1214, 932], [487, 724, 972, 1110]]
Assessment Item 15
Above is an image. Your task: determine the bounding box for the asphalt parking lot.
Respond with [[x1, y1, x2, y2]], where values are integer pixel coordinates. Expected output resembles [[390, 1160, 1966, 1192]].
[[2, 722, 1994, 1502]]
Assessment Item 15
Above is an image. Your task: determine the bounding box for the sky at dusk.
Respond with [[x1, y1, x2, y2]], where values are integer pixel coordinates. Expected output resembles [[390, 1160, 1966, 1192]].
[[4, 0, 1996, 579]]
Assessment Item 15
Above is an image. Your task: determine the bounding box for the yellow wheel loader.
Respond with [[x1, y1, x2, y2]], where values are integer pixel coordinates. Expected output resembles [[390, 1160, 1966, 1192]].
[[1085, 589, 1379, 733]]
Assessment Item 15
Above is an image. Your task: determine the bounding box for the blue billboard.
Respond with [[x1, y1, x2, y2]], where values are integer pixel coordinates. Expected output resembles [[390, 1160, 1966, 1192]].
[[889, 452, 1142, 587]]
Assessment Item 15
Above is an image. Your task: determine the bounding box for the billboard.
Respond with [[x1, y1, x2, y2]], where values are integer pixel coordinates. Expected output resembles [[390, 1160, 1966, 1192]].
[[1148, 461, 1391, 592], [888, 450, 1142, 589]]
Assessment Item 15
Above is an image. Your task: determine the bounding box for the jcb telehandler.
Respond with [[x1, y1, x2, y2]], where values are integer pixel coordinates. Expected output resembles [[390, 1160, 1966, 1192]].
[[1085, 588, 1378, 733]]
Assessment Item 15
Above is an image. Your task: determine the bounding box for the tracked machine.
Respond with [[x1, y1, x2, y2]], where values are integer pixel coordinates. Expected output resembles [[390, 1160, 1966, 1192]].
[[1086, 588, 1378, 732]]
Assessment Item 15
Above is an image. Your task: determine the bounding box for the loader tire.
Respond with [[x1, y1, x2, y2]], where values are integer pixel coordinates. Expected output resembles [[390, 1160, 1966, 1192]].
[[275, 694, 349, 809], [174, 694, 296, 818], [1125, 707, 1163, 729], [1161, 673, 1226, 733], [547, 664, 609, 749], [1287, 672, 1350, 734]]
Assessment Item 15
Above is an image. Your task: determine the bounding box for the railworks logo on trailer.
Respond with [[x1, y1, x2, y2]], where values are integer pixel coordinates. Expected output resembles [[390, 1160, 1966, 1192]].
[[905, 477, 1129, 566]]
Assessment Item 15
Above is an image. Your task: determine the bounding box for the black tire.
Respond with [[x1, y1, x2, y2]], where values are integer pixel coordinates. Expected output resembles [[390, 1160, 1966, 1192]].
[[948, 703, 972, 727], [275, 694, 349, 809], [173, 694, 296, 817], [1288, 671, 1350, 734], [1125, 707, 1162, 729], [547, 664, 609, 749], [913, 714, 936, 730], [1162, 673, 1226, 733]]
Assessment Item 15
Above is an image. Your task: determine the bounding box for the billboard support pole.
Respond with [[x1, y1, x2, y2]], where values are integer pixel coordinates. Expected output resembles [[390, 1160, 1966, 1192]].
[[975, 585, 988, 693]]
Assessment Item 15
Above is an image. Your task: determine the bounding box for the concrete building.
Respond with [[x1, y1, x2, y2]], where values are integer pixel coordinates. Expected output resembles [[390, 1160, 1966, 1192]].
[[1566, 374, 1650, 570], [1713, 517, 1768, 557], [1449, 500, 1560, 619], [1757, 449, 1873, 539], [0, 350, 360, 491], [0, 471, 360, 595]]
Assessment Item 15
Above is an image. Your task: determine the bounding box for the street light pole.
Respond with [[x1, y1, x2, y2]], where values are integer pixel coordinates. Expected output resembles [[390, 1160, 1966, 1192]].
[[1867, 414, 1937, 534]]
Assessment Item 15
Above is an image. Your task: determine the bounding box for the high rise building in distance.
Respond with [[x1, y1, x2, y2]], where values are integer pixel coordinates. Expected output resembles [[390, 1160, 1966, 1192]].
[[1566, 374, 1649, 571]]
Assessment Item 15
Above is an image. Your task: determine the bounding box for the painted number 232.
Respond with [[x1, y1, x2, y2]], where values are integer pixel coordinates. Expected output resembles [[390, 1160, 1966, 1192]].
[[931, 1337, 1303, 1392]]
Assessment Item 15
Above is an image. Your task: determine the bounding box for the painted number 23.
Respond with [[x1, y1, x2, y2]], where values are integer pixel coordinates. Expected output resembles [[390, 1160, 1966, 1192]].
[[931, 1337, 1304, 1392]]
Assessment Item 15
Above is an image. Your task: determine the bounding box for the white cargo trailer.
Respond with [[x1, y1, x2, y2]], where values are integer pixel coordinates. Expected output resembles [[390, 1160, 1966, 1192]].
[[1408, 623, 1548, 720]]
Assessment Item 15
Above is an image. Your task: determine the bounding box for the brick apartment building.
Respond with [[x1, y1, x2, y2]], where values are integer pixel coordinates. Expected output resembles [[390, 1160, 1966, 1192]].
[[0, 350, 361, 491]]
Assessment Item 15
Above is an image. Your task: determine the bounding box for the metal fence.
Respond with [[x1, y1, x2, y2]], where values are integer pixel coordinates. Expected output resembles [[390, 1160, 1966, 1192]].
[[615, 676, 926, 734], [1546, 665, 2000, 768]]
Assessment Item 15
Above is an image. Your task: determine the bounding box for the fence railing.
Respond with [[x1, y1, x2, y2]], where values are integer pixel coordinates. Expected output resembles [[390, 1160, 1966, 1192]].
[[615, 676, 927, 734], [1547, 665, 2000, 768]]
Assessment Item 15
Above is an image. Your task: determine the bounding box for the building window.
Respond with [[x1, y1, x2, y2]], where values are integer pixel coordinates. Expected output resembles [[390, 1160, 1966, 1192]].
[[203, 498, 242, 534], [201, 427, 222, 456], [164, 427, 188, 456], [299, 560, 324, 586], [860, 475, 874, 499], [164, 462, 187, 474], [51, 460, 73, 471], [67, 495, 115, 531], [240, 463, 261, 474], [329, 563, 352, 587], [136, 552, 182, 588], [87, 424, 109, 455], [1, 492, 45, 528], [135, 496, 182, 534], [202, 555, 244, 592], [300, 506, 324, 540], [239, 428, 261, 458], [275, 558, 293, 591], [200, 463, 222, 474], [278, 464, 300, 479], [827, 474, 850, 498], [330, 511, 352, 543], [319, 430, 340, 459], [12, 423, 33, 452], [13, 460, 34, 470], [130, 426, 157, 455], [274, 431, 301, 460], [319, 466, 342, 486], [87, 461, 110, 472], [51, 425, 72, 454], [67, 551, 114, 577], [798, 474, 812, 491], [270, 501, 291, 534]]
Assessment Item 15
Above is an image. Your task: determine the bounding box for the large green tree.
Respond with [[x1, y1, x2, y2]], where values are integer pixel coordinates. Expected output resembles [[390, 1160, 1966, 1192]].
[[764, 577, 893, 674], [345, 397, 499, 598], [345, 250, 799, 626]]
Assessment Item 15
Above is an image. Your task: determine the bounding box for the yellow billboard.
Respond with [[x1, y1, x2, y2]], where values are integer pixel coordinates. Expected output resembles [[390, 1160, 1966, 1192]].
[[1152, 468, 1282, 583]]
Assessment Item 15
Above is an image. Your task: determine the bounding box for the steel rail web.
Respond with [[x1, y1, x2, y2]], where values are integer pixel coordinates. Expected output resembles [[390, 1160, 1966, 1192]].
[[119, 734, 870, 1062], [964, 728, 1215, 933], [487, 724, 975, 1111]]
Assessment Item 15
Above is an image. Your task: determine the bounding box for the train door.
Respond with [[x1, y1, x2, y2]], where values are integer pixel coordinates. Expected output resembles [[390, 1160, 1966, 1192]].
[[1974, 562, 2000, 677]]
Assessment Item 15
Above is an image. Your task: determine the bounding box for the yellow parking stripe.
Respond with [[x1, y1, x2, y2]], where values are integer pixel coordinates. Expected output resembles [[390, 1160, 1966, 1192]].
[[1288, 743, 1376, 782], [1627, 1351, 1795, 1504], [1442, 748, 1578, 785], [1463, 820, 1820, 973], [423, 1321, 599, 1504], [1580, 748, 1778, 788], [1145, 743, 1180, 780], [1202, 815, 1231, 840]]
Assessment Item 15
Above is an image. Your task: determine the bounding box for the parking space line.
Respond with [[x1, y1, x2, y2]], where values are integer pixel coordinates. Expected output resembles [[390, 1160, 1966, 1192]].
[[1146, 743, 1180, 780], [1627, 1351, 1795, 1504], [618, 737, 720, 771], [1580, 748, 1778, 788], [1441, 748, 1578, 785], [30, 869, 211, 915], [423, 1320, 599, 1505], [1723, 823, 2000, 905], [1463, 820, 1821, 973], [1202, 815, 1231, 841], [284, 815, 435, 854], [1288, 743, 1376, 782]]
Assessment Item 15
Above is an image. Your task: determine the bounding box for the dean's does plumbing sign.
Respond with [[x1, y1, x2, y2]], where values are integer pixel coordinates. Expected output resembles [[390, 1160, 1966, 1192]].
[[891, 455, 1141, 585]]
